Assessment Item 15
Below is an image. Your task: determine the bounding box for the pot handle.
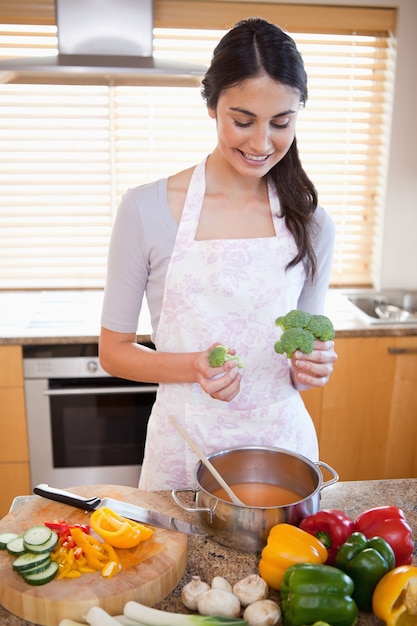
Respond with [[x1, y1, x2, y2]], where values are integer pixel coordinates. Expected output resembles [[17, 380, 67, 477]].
[[316, 461, 339, 488], [171, 487, 214, 515]]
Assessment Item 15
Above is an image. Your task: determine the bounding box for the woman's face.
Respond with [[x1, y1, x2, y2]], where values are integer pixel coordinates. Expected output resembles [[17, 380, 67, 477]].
[[208, 73, 301, 177]]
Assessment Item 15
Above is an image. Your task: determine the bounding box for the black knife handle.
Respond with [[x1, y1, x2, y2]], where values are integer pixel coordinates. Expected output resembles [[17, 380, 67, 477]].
[[33, 484, 101, 511]]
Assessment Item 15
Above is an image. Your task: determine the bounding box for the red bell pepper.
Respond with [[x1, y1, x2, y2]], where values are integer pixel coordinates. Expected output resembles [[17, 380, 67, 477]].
[[44, 520, 90, 536], [44, 520, 90, 549], [355, 506, 413, 566], [299, 509, 355, 564]]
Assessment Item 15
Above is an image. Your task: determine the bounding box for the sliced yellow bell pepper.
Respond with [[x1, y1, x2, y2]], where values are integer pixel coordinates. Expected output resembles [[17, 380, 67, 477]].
[[89, 507, 153, 549], [69, 526, 107, 570], [100, 541, 122, 578], [52, 545, 96, 579], [51, 527, 124, 579], [259, 523, 328, 590], [48, 509, 153, 581], [372, 565, 417, 626], [101, 559, 121, 579]]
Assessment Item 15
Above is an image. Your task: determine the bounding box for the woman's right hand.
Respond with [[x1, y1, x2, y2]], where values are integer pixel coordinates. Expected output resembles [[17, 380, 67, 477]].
[[194, 346, 242, 402]]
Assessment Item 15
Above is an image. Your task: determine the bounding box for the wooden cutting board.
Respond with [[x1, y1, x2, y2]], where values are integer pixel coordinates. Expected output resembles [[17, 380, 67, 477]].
[[0, 485, 188, 626]]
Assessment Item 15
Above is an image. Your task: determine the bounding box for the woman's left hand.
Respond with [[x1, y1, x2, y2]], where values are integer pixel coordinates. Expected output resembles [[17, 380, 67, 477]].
[[291, 340, 337, 389]]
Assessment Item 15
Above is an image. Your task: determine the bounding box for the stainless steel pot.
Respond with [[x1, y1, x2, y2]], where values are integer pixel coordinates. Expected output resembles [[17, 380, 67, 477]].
[[172, 446, 338, 553]]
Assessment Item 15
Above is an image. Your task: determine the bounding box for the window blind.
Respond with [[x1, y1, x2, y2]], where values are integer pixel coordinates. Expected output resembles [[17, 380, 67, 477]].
[[0, 5, 396, 289]]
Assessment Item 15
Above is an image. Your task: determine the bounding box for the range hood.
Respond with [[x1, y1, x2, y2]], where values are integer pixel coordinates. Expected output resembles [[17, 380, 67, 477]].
[[0, 0, 206, 86]]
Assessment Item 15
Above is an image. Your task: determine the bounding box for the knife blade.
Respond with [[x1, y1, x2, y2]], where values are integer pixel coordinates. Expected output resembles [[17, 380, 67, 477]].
[[33, 483, 205, 536]]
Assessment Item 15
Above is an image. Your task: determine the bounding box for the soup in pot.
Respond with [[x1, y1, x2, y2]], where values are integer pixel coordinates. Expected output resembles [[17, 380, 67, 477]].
[[211, 482, 303, 507]]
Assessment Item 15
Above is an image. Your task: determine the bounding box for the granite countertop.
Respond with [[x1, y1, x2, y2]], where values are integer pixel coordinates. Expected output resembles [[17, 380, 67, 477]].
[[1, 289, 417, 346], [1, 478, 416, 625]]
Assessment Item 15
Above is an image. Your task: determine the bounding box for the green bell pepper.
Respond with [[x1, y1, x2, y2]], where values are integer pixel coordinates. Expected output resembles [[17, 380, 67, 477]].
[[334, 531, 395, 612], [280, 562, 358, 626]]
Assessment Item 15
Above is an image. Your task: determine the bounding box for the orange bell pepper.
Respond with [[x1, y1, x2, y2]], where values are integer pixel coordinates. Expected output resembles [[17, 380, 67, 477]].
[[89, 507, 153, 549], [259, 523, 328, 590], [372, 565, 417, 626]]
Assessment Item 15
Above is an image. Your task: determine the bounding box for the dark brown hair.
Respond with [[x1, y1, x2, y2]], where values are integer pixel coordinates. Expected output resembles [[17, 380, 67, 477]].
[[201, 18, 318, 279]]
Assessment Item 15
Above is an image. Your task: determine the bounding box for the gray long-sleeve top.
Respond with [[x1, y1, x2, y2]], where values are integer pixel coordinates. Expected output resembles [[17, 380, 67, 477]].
[[101, 176, 336, 341]]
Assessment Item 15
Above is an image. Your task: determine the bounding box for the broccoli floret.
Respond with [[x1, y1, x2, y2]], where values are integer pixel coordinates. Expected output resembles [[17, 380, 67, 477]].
[[208, 345, 244, 368], [275, 309, 312, 330], [306, 314, 335, 341], [274, 310, 335, 358], [274, 327, 315, 358]]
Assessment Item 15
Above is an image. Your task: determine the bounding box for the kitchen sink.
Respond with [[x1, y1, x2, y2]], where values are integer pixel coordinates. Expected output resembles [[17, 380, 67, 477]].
[[345, 289, 417, 324]]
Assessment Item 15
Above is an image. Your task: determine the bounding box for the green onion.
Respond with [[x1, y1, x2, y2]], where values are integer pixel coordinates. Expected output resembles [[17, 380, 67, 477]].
[[114, 616, 148, 625], [86, 607, 137, 625], [124, 601, 248, 626]]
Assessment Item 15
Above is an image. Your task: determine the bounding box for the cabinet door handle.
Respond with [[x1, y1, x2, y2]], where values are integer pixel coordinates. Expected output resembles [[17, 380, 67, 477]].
[[388, 347, 417, 355]]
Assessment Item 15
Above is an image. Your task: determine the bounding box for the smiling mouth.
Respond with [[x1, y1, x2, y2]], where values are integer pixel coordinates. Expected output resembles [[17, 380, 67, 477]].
[[239, 151, 270, 162]]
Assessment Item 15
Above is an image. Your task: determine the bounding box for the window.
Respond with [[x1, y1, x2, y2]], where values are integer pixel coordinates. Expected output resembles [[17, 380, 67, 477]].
[[0, 3, 396, 289]]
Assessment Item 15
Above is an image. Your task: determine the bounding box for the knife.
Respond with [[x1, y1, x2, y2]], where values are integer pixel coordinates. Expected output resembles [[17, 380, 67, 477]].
[[33, 484, 205, 536]]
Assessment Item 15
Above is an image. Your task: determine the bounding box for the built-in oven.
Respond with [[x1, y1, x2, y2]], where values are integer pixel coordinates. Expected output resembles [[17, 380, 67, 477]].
[[23, 343, 157, 489]]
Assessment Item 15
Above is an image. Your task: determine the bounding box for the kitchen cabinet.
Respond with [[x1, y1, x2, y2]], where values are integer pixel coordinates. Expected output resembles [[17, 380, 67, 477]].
[[302, 336, 417, 481], [0, 333, 416, 516], [0, 346, 30, 517]]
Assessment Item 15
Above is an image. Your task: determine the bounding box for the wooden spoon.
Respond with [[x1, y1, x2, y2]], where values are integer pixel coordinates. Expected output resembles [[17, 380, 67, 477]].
[[169, 415, 246, 506]]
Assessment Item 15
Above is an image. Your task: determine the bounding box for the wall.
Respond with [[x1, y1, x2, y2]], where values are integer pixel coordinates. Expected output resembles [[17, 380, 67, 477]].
[[379, 0, 417, 289]]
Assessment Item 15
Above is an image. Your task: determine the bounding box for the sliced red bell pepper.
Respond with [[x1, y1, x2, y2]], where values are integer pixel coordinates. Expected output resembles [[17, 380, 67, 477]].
[[299, 509, 356, 565], [355, 506, 413, 567], [44, 521, 90, 534], [44, 520, 90, 549], [69, 523, 90, 534], [44, 521, 70, 535]]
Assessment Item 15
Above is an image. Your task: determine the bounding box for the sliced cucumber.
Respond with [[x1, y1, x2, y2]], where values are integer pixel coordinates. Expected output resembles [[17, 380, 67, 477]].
[[5, 524, 60, 587], [13, 551, 51, 572], [22, 560, 59, 586], [0, 532, 20, 550], [19, 557, 53, 577], [24, 530, 58, 554], [6, 536, 25, 556], [23, 525, 52, 547]]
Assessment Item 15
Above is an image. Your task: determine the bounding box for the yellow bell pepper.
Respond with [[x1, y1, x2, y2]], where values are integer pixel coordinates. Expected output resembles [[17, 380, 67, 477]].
[[52, 544, 98, 579], [259, 522, 328, 590], [100, 541, 122, 578], [89, 507, 153, 549], [372, 565, 417, 626], [69, 526, 107, 570], [51, 525, 123, 579]]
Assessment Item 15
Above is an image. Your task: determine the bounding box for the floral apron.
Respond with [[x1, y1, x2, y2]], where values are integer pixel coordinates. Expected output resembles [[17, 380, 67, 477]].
[[138, 159, 318, 490]]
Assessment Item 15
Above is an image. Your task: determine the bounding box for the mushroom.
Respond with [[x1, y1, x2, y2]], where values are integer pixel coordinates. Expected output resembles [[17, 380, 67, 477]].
[[243, 599, 281, 626], [197, 589, 241, 618], [181, 575, 210, 610], [233, 574, 269, 607], [211, 575, 233, 593]]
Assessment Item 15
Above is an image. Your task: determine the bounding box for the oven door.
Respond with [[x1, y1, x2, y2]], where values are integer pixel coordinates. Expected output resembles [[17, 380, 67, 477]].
[[25, 376, 157, 489]]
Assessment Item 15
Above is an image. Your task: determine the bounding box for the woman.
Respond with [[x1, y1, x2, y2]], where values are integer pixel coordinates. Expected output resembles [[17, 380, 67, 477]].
[[99, 18, 337, 490]]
